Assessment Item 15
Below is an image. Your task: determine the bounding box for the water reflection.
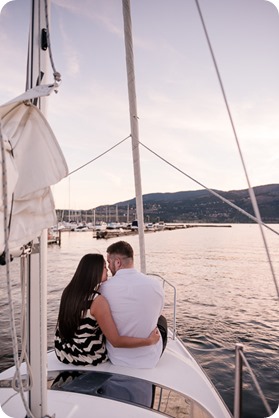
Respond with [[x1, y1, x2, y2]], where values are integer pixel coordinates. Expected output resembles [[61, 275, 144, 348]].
[[0, 225, 278, 417]]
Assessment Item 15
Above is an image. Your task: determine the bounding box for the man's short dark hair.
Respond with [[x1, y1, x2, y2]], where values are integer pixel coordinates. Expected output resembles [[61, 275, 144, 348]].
[[107, 241, 134, 259]]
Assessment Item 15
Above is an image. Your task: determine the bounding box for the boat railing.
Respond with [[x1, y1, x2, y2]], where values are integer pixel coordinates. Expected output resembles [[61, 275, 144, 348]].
[[146, 275, 274, 416], [147, 273, 177, 340], [234, 343, 273, 418]]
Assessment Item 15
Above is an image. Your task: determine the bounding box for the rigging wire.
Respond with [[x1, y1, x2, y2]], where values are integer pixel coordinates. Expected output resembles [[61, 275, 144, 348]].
[[139, 140, 279, 237], [65, 131, 279, 241], [68, 135, 131, 176], [194, 0, 279, 298], [239, 350, 273, 416], [184, 341, 273, 415]]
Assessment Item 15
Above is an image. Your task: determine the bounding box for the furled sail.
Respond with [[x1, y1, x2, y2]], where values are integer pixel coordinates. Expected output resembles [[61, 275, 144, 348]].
[[0, 85, 68, 254]]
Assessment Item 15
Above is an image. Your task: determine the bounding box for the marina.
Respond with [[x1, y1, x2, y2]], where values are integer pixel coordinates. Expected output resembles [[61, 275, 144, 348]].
[[48, 222, 232, 242]]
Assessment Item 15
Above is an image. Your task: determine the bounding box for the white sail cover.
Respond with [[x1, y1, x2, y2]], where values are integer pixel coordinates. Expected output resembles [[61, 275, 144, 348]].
[[0, 85, 68, 254]]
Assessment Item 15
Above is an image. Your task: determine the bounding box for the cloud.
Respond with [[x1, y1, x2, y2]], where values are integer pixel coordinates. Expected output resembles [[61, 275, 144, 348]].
[[54, 18, 80, 77]]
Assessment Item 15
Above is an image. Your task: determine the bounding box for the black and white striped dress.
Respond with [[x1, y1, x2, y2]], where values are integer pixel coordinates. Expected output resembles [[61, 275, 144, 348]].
[[54, 299, 108, 366]]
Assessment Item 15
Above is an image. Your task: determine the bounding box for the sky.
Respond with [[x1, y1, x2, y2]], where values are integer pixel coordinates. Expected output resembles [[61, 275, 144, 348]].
[[0, 0, 279, 210]]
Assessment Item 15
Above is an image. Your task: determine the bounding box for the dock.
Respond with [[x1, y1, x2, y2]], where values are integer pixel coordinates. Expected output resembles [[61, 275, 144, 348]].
[[48, 223, 232, 243], [95, 229, 139, 239], [48, 230, 61, 246], [94, 223, 231, 239]]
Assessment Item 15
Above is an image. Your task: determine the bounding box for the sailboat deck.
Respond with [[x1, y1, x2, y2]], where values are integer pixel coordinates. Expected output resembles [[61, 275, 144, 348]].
[[0, 335, 232, 418]]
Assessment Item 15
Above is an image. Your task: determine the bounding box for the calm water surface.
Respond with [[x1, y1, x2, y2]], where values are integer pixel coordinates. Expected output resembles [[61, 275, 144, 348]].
[[0, 224, 278, 417]]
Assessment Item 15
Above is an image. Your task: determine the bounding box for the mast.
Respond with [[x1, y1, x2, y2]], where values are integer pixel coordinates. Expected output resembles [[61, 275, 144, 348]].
[[122, 0, 146, 273], [26, 0, 49, 416]]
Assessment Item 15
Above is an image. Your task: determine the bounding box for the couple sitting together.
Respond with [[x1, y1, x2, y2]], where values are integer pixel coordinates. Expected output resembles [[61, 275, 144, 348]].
[[54, 240, 168, 369]]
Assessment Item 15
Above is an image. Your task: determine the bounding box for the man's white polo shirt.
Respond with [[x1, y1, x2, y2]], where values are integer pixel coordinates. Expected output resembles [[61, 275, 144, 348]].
[[101, 268, 164, 368]]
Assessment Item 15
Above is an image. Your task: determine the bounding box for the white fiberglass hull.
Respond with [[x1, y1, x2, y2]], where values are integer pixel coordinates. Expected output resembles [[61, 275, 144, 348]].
[[0, 331, 232, 418]]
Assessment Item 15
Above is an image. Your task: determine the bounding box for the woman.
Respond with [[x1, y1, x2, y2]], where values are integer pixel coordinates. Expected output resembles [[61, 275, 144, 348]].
[[54, 253, 159, 366]]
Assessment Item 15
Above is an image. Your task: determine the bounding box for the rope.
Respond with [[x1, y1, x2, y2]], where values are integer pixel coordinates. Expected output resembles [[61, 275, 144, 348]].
[[194, 0, 279, 297], [12, 255, 33, 392], [43, 0, 61, 83], [0, 124, 35, 418]]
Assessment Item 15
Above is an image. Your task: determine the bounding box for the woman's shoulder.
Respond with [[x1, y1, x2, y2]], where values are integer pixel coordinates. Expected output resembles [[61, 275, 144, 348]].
[[90, 293, 108, 314]]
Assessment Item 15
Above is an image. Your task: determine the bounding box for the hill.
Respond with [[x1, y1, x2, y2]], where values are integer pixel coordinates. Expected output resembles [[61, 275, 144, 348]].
[[57, 184, 279, 224], [111, 184, 279, 223]]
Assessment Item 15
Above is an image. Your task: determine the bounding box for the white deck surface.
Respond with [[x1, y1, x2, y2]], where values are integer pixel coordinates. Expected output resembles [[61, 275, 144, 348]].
[[0, 335, 232, 418]]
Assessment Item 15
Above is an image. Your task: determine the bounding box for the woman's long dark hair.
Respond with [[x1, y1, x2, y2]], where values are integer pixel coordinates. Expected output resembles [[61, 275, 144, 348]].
[[57, 253, 105, 339]]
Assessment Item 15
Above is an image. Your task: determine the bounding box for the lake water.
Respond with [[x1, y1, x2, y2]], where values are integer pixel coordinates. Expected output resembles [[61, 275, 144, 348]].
[[0, 224, 278, 417]]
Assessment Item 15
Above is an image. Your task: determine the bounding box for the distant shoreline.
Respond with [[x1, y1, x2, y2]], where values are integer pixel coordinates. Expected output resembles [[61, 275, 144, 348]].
[[92, 223, 232, 240]]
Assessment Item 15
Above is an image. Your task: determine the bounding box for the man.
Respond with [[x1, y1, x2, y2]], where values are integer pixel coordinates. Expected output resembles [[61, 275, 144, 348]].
[[100, 240, 167, 368]]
